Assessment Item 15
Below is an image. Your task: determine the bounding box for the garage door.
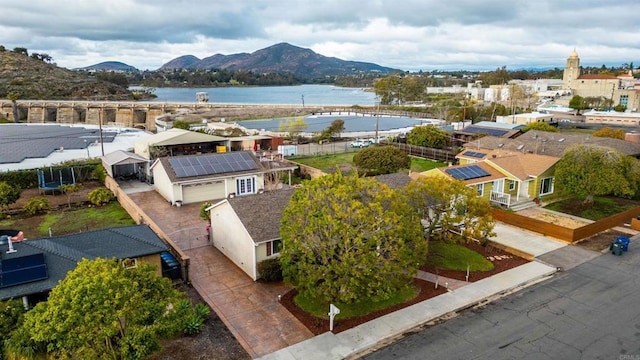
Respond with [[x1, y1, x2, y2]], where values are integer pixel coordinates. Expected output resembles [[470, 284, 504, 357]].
[[182, 182, 225, 204]]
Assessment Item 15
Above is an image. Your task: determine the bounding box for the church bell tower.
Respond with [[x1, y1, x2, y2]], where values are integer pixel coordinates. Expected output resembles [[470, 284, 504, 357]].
[[563, 50, 580, 89]]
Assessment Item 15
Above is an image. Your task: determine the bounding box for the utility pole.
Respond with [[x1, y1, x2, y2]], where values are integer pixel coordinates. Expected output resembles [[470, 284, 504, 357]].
[[375, 97, 380, 142]]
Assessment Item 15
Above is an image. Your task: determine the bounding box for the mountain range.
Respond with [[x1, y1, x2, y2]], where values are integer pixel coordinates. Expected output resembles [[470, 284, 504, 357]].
[[84, 43, 399, 78]]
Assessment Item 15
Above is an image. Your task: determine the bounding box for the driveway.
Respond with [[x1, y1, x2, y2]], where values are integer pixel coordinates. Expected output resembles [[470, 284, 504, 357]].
[[126, 190, 313, 358]]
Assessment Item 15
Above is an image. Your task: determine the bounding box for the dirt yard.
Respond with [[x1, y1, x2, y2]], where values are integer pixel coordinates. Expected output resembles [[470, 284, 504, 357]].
[[516, 207, 590, 229]]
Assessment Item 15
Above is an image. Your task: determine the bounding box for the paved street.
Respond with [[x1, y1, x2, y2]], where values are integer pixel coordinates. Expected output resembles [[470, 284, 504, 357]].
[[363, 240, 640, 360]]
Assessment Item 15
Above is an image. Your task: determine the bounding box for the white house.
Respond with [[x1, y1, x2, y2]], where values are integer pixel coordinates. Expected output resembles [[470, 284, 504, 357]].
[[151, 151, 269, 206], [207, 189, 294, 280]]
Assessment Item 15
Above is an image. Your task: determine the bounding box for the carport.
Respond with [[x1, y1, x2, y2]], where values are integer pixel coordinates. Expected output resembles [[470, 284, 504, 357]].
[[102, 150, 149, 181]]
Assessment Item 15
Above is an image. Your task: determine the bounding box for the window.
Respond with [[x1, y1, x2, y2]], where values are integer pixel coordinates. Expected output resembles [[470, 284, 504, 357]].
[[236, 176, 256, 196], [508, 179, 516, 191], [266, 239, 282, 256], [122, 258, 137, 269], [540, 177, 554, 195], [620, 95, 628, 107], [476, 183, 484, 196]]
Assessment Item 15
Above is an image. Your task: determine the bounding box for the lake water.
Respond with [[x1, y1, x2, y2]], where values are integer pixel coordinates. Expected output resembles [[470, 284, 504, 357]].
[[131, 85, 439, 133], [133, 84, 376, 105]]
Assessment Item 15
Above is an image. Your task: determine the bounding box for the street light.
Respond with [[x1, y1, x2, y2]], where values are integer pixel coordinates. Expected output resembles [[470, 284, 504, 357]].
[[84, 140, 90, 158]]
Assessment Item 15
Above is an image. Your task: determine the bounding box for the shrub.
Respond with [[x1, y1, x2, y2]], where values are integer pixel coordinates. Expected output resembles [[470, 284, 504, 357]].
[[23, 196, 50, 215], [182, 314, 204, 336], [91, 164, 107, 182], [199, 201, 212, 221], [0, 181, 21, 211], [88, 187, 115, 206], [257, 258, 283, 282]]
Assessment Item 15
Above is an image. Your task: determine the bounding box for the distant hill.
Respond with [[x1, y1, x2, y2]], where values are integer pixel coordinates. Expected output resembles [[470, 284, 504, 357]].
[[0, 49, 135, 100], [158, 43, 399, 78], [78, 61, 138, 72]]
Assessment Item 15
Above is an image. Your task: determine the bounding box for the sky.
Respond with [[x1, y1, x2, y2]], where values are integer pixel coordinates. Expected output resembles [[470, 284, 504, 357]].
[[2, 0, 639, 72]]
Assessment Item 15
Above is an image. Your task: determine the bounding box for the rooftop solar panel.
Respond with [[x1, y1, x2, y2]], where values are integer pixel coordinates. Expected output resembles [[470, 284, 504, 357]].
[[0, 253, 49, 288], [462, 151, 486, 158], [0, 125, 117, 164], [169, 152, 259, 178], [462, 126, 509, 137], [445, 164, 491, 180]]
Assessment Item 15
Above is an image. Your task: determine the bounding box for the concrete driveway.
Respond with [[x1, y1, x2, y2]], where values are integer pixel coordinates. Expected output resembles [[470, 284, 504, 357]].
[[126, 189, 313, 358]]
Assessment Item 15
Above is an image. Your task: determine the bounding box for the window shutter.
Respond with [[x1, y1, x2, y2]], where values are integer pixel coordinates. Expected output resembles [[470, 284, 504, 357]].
[[266, 242, 272, 256]]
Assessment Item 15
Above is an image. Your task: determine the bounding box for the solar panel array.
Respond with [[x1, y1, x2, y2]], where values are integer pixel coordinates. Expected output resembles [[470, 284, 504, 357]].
[[462, 151, 486, 158], [0, 253, 49, 288], [462, 126, 508, 137], [169, 152, 258, 178], [0, 125, 116, 164], [445, 164, 491, 180]]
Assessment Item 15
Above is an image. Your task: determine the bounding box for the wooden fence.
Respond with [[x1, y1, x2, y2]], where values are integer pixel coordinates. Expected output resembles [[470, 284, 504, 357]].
[[385, 142, 458, 163], [492, 207, 640, 243], [105, 176, 191, 282]]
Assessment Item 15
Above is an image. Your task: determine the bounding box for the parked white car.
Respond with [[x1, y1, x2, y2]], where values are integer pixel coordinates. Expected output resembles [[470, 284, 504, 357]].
[[350, 139, 370, 148]]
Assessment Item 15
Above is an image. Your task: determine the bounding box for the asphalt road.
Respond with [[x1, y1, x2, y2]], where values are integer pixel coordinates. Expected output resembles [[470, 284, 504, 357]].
[[363, 242, 640, 360]]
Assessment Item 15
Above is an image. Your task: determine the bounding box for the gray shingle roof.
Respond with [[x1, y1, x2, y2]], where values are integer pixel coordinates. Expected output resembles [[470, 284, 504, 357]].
[[468, 130, 640, 158], [0, 225, 168, 300], [374, 173, 412, 189], [227, 189, 295, 243]]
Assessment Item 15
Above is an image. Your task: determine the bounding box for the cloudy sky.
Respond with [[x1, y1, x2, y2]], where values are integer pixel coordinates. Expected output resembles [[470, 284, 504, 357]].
[[3, 0, 639, 72]]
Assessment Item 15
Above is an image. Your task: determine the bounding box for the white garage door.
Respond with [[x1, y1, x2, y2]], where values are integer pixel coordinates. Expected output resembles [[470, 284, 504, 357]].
[[182, 182, 225, 204]]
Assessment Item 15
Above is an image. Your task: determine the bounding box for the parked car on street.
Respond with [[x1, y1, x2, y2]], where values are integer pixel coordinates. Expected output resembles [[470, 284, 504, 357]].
[[350, 139, 370, 148]]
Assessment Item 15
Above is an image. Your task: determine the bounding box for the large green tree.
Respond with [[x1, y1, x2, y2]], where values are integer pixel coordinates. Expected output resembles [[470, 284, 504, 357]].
[[319, 119, 345, 141], [555, 144, 638, 203], [402, 176, 495, 243], [278, 117, 308, 143], [280, 172, 426, 304], [353, 145, 410, 176], [407, 125, 450, 149], [568, 95, 588, 114], [6, 258, 189, 360]]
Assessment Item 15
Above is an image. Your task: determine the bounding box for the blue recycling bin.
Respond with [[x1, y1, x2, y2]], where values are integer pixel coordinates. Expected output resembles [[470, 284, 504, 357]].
[[615, 236, 630, 252]]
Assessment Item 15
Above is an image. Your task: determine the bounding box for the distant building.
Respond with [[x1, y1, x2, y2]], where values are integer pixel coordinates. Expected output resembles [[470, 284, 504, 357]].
[[583, 110, 640, 126], [496, 112, 554, 125], [562, 50, 640, 111]]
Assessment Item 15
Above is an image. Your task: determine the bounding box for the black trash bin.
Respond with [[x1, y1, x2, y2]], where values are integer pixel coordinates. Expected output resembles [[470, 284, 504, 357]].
[[611, 242, 623, 256]]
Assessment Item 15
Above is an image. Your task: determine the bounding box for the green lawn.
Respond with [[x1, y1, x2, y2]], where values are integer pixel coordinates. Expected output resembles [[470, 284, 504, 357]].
[[0, 202, 135, 239], [425, 241, 494, 271], [544, 195, 639, 221], [410, 157, 446, 172], [289, 152, 444, 174], [289, 153, 355, 172], [294, 285, 418, 319]]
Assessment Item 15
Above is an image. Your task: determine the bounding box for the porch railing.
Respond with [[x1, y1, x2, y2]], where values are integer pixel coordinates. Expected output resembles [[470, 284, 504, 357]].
[[490, 191, 511, 207]]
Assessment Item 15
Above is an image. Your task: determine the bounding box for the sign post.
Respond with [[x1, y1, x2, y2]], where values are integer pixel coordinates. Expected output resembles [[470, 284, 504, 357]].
[[328, 304, 340, 332]]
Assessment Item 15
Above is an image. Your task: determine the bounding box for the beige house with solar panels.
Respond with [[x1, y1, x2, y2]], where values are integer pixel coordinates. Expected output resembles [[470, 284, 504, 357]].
[[420, 151, 560, 209], [150, 151, 297, 206]]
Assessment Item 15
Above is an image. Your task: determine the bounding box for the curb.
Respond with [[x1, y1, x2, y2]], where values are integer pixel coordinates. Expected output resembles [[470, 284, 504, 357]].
[[345, 262, 557, 359]]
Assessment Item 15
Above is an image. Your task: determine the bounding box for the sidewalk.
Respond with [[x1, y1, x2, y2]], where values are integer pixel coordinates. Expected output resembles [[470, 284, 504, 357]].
[[258, 261, 557, 360]]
